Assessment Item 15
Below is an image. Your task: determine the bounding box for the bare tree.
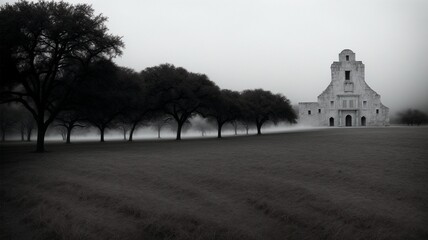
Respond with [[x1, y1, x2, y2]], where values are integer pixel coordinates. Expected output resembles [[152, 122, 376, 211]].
[[190, 116, 215, 137], [16, 109, 35, 141], [151, 117, 173, 139], [239, 120, 254, 135], [57, 127, 67, 141], [230, 121, 240, 136], [0, 105, 17, 141], [117, 123, 131, 141], [55, 111, 85, 143]]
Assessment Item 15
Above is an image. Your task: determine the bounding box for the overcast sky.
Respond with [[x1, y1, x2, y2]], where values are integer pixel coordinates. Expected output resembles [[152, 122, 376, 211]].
[[2, 0, 428, 113]]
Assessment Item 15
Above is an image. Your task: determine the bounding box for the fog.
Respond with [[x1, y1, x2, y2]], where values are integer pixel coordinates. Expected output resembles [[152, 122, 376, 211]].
[[2, 0, 427, 113], [3, 116, 312, 142]]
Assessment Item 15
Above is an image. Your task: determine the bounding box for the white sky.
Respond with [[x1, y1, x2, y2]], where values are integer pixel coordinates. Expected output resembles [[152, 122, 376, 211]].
[[2, 0, 428, 113]]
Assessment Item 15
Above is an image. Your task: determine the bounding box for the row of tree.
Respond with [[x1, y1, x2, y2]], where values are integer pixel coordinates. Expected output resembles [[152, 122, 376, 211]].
[[0, 105, 263, 143], [0, 1, 297, 152], [1, 61, 297, 141], [0, 105, 35, 141]]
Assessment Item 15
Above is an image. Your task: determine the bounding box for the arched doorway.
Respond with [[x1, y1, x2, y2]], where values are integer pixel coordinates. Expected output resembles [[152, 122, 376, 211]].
[[345, 115, 352, 126], [361, 116, 366, 126], [329, 117, 334, 126]]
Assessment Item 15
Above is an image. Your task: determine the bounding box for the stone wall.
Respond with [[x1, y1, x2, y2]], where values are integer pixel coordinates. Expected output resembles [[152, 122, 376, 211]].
[[298, 49, 389, 127], [298, 102, 322, 126]]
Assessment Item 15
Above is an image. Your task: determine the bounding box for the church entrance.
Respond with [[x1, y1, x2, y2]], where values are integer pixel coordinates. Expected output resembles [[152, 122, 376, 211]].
[[361, 116, 366, 126], [345, 115, 352, 126], [329, 117, 334, 126]]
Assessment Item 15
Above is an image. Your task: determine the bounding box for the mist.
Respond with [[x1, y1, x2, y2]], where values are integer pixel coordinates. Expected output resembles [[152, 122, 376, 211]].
[[3, 0, 427, 113], [2, 115, 306, 142], [2, 1, 428, 239]]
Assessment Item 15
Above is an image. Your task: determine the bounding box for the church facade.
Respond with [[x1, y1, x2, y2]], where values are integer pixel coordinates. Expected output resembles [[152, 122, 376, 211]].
[[299, 49, 389, 127]]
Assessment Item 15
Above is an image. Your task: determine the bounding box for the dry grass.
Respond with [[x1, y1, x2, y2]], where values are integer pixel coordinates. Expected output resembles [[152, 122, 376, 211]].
[[1, 127, 428, 240]]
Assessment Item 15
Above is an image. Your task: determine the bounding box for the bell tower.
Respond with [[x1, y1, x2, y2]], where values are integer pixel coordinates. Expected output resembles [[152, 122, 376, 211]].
[[339, 49, 356, 62]]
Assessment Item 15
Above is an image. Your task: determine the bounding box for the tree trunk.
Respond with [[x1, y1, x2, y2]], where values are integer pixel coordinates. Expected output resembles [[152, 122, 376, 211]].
[[36, 122, 46, 152], [123, 128, 127, 141], [100, 127, 105, 142], [256, 123, 262, 135], [246, 126, 249, 135], [176, 122, 183, 140], [1, 132, 5, 142], [158, 127, 161, 139], [128, 122, 137, 142], [21, 130, 25, 141], [66, 126, 72, 144], [217, 122, 223, 138], [27, 128, 32, 142]]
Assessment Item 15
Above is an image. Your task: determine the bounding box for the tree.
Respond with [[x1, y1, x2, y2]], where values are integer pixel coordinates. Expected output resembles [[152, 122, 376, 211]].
[[203, 89, 242, 138], [239, 119, 254, 135], [0, 105, 17, 141], [150, 116, 173, 139], [0, 1, 123, 152], [117, 67, 154, 142], [117, 122, 131, 141], [398, 109, 428, 126], [241, 89, 296, 135], [76, 60, 131, 142], [190, 116, 215, 137], [229, 121, 241, 136], [54, 111, 85, 143], [143, 64, 220, 140], [57, 127, 67, 141], [16, 107, 36, 141]]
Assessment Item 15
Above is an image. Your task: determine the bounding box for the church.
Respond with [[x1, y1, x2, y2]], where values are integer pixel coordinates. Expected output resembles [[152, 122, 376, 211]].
[[299, 49, 389, 127]]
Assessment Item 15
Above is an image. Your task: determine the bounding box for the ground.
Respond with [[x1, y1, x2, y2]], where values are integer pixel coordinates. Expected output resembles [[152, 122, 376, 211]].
[[1, 127, 427, 240]]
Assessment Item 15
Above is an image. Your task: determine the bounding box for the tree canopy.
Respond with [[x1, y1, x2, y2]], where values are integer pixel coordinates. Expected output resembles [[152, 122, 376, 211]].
[[74, 60, 134, 142], [0, 0, 123, 151], [203, 89, 242, 138], [0, 1, 298, 148], [241, 89, 297, 135], [143, 64, 220, 140]]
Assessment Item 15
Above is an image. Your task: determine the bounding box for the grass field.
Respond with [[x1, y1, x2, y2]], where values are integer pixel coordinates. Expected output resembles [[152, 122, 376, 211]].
[[1, 127, 428, 240]]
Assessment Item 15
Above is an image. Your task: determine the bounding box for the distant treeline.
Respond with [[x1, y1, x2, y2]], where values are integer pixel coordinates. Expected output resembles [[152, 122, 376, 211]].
[[0, 1, 296, 152], [394, 109, 428, 126]]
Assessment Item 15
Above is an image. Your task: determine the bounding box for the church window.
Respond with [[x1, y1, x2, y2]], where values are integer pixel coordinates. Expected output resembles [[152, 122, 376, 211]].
[[308, 110, 311, 115], [349, 100, 354, 108], [318, 109, 321, 113], [376, 109, 379, 114], [345, 71, 351, 80], [343, 100, 347, 108], [330, 101, 334, 107], [346, 55, 349, 61], [363, 101, 367, 107]]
